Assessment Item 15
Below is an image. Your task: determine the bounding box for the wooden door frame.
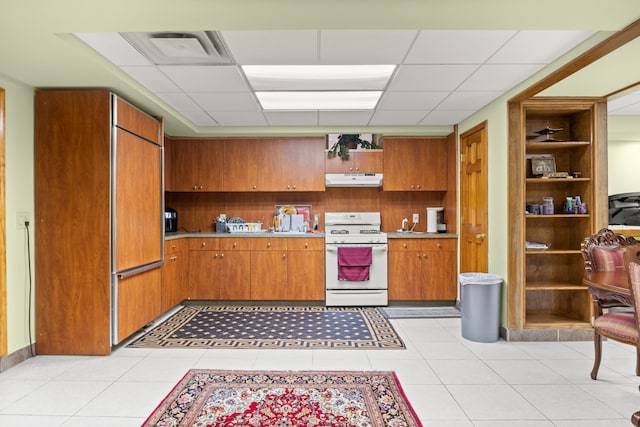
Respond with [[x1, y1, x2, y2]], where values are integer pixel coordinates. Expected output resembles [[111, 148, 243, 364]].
[[0, 89, 7, 356]]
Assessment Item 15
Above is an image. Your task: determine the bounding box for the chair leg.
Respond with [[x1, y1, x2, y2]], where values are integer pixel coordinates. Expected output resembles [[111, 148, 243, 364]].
[[636, 347, 640, 377], [591, 331, 602, 380]]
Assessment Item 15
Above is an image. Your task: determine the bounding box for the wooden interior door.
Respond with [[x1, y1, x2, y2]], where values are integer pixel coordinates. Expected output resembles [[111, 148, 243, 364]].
[[0, 89, 6, 357], [460, 121, 489, 274]]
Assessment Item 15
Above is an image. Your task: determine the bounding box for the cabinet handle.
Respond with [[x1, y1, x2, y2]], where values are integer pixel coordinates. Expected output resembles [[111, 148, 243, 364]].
[[415, 184, 420, 189], [403, 243, 408, 248], [423, 253, 427, 258], [267, 242, 271, 248], [193, 185, 198, 190], [437, 243, 441, 248], [220, 253, 224, 258], [304, 242, 308, 248], [201, 242, 206, 247], [292, 184, 296, 189], [171, 244, 176, 249], [287, 185, 291, 189], [349, 167, 354, 171], [213, 253, 218, 258], [233, 242, 237, 248], [253, 185, 257, 190], [416, 253, 421, 258], [170, 256, 177, 261], [282, 253, 286, 259], [410, 184, 415, 189]]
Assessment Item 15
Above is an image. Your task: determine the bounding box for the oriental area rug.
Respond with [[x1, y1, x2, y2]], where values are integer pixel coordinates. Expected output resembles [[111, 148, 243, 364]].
[[142, 369, 423, 427], [128, 305, 405, 349]]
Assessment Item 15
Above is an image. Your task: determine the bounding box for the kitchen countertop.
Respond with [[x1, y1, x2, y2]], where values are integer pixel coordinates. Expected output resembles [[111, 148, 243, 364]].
[[165, 231, 326, 240], [166, 231, 457, 240]]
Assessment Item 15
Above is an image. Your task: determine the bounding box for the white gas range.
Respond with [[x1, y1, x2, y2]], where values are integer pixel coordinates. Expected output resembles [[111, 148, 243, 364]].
[[324, 212, 388, 306]]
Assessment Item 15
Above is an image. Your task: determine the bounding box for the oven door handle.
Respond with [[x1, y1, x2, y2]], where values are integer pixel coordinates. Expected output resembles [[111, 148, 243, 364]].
[[326, 246, 387, 252]]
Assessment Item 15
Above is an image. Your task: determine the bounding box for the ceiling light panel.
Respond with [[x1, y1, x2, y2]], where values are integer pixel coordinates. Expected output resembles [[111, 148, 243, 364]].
[[243, 65, 395, 90], [256, 91, 382, 110]]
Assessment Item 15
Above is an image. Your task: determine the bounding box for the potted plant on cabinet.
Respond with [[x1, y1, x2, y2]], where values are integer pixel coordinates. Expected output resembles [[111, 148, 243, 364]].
[[327, 134, 381, 160]]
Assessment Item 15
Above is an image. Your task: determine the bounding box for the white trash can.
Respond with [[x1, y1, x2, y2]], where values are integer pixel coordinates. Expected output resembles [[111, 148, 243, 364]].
[[459, 272, 502, 343]]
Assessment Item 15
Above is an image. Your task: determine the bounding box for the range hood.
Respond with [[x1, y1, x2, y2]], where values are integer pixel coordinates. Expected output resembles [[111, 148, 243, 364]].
[[325, 173, 383, 187]]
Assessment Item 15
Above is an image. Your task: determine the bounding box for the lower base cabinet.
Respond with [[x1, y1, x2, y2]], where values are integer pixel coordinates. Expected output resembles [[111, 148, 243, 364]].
[[287, 239, 325, 301], [162, 240, 187, 312], [117, 267, 162, 343], [389, 238, 457, 301]]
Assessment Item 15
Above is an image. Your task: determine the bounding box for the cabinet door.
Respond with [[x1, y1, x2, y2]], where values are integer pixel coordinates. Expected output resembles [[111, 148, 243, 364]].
[[223, 139, 259, 191], [188, 251, 220, 299], [325, 150, 383, 174], [218, 251, 251, 300], [161, 248, 187, 312], [117, 267, 162, 343], [388, 250, 423, 300], [383, 137, 448, 191], [114, 128, 162, 272], [421, 246, 457, 300], [169, 139, 223, 191], [258, 138, 325, 191], [287, 239, 325, 301], [251, 251, 288, 300]]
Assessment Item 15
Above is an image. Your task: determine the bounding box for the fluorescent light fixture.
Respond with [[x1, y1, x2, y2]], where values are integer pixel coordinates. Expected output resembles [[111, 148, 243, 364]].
[[243, 65, 395, 90], [256, 91, 382, 110]]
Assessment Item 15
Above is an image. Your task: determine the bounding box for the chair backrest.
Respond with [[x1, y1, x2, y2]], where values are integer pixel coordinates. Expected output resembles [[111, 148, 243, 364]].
[[624, 245, 640, 333], [582, 228, 639, 272]]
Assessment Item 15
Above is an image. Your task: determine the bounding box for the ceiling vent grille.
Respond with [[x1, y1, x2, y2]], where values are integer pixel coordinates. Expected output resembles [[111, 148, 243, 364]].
[[120, 31, 233, 65]]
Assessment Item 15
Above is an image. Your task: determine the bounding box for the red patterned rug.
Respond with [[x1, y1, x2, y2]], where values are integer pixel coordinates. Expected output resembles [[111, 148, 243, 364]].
[[142, 369, 423, 426]]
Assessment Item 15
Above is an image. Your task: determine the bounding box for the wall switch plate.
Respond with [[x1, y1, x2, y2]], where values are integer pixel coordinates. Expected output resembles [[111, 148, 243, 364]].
[[412, 213, 419, 223], [16, 211, 31, 229]]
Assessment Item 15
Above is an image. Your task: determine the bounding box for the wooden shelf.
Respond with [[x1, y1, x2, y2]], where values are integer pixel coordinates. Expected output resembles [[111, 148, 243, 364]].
[[526, 141, 591, 149], [525, 312, 591, 328], [526, 178, 590, 184], [526, 281, 587, 291], [525, 214, 589, 218], [526, 250, 582, 255]]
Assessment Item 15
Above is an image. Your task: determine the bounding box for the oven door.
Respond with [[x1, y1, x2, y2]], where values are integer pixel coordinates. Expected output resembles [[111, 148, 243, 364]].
[[325, 243, 388, 290]]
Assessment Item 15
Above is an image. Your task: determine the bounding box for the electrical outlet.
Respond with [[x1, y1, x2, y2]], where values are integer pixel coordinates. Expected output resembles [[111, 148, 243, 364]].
[[412, 213, 419, 223], [16, 211, 31, 229]]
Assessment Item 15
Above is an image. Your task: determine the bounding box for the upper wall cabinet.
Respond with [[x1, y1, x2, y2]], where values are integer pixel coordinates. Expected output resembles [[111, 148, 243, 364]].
[[167, 137, 326, 192], [165, 138, 223, 192], [382, 136, 448, 191], [325, 149, 383, 174]]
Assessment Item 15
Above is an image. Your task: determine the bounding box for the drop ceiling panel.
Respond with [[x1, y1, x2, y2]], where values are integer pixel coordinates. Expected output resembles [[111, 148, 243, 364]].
[[189, 92, 260, 111], [158, 65, 250, 92], [75, 32, 151, 66], [319, 110, 374, 126], [264, 111, 319, 126], [420, 109, 475, 125], [121, 66, 181, 92], [378, 91, 450, 110], [389, 64, 479, 91], [156, 92, 202, 111], [179, 110, 218, 126], [319, 30, 417, 64], [437, 91, 503, 110], [369, 110, 429, 125], [458, 64, 545, 91], [221, 31, 319, 64], [208, 111, 269, 126], [404, 30, 515, 64], [488, 30, 594, 63]]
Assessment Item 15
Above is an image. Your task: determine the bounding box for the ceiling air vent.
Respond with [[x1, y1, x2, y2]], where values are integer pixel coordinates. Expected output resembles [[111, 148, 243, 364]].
[[120, 31, 233, 65]]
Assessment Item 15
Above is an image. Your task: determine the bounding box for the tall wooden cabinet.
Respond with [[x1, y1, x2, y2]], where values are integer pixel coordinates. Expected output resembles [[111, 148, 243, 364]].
[[35, 90, 164, 354], [507, 97, 608, 340], [383, 136, 448, 191]]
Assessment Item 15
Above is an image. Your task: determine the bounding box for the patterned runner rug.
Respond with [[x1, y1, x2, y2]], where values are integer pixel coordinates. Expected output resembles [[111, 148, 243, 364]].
[[142, 369, 423, 426], [128, 305, 405, 349]]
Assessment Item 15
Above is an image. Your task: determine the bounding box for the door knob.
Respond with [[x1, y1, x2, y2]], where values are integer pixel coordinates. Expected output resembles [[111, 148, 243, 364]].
[[475, 233, 487, 240]]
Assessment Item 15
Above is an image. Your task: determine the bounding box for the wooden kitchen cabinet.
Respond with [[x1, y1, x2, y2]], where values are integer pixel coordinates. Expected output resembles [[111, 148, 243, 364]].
[[166, 138, 223, 192], [325, 149, 383, 174], [287, 238, 325, 301], [388, 238, 457, 301], [35, 89, 163, 354], [162, 239, 187, 312], [223, 138, 260, 191], [250, 238, 288, 300], [188, 238, 251, 300], [383, 136, 448, 191], [257, 138, 326, 191]]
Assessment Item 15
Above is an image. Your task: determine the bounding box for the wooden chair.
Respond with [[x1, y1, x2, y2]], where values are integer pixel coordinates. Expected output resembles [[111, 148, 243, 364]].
[[581, 228, 639, 380]]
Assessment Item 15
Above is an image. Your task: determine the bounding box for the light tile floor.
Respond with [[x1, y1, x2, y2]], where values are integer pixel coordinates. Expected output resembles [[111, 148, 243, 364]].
[[0, 317, 639, 426]]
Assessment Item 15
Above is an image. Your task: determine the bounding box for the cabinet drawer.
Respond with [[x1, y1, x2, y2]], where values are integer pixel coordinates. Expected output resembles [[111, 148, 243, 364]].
[[389, 239, 421, 251], [164, 239, 185, 254], [420, 239, 456, 251], [287, 238, 324, 251], [189, 238, 219, 250], [220, 238, 251, 250], [250, 238, 287, 250]]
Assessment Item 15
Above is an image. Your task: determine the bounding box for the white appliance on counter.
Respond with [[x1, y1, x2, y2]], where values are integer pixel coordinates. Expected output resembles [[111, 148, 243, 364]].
[[325, 212, 388, 306]]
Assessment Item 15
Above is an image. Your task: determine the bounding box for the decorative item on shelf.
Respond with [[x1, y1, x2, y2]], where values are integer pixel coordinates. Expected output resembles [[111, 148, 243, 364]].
[[531, 156, 556, 176], [534, 122, 564, 142], [542, 171, 572, 179], [327, 133, 381, 160]]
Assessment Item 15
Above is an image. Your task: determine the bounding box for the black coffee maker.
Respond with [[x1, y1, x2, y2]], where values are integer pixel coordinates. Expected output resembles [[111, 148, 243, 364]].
[[164, 208, 178, 232]]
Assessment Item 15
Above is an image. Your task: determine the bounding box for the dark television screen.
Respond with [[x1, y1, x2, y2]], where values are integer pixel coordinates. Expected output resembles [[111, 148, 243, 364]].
[[609, 192, 640, 226]]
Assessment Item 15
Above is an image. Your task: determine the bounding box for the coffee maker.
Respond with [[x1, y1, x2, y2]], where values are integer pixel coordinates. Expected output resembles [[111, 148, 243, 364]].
[[426, 207, 446, 233], [164, 208, 178, 232]]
